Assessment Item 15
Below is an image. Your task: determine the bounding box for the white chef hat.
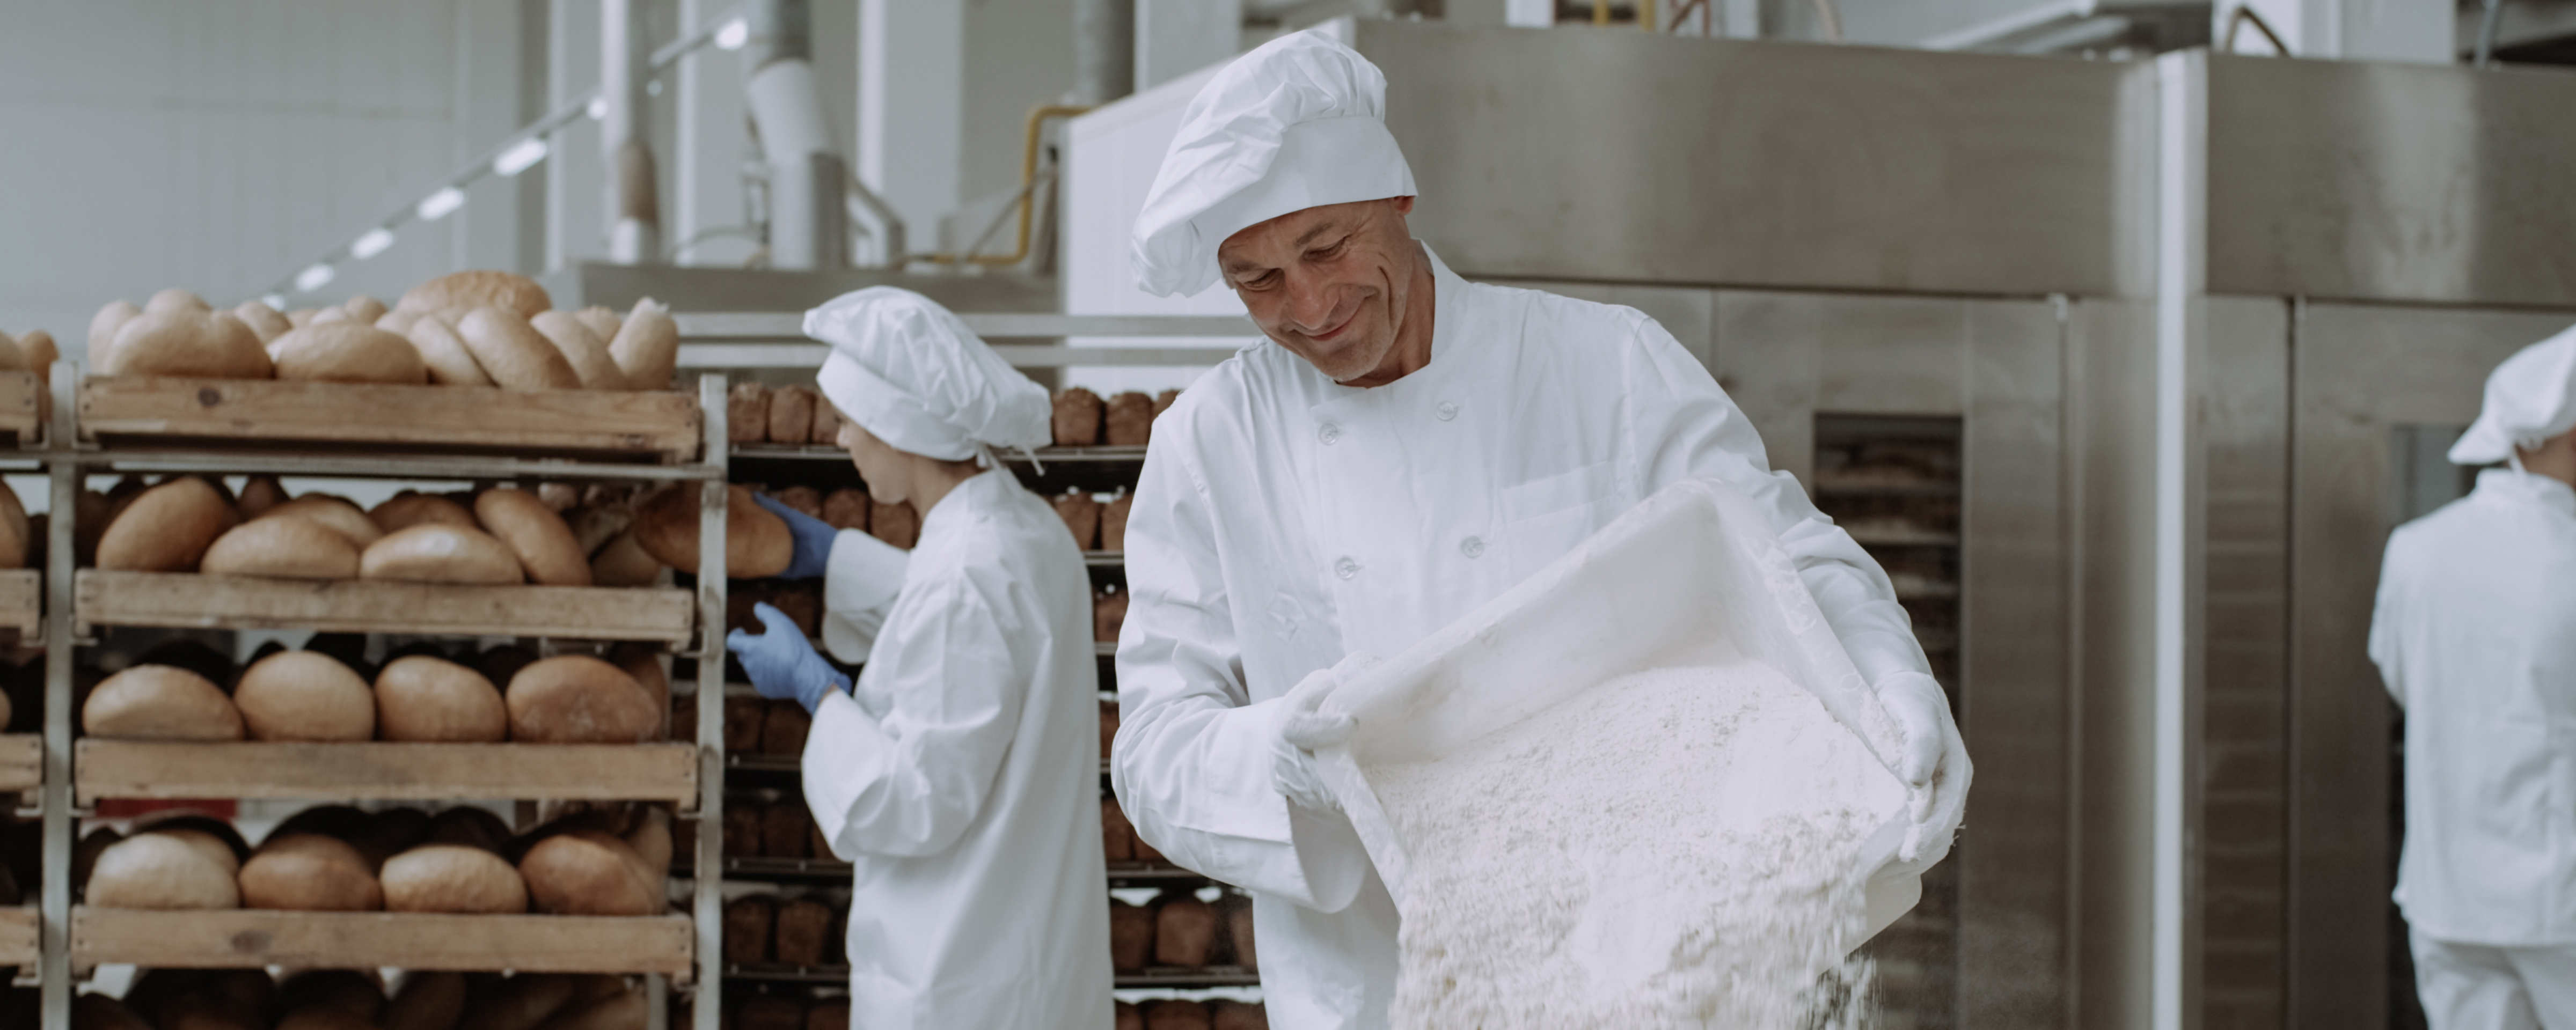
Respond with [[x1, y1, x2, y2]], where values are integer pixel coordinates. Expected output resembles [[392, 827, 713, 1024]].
[[1129, 29, 1417, 298], [802, 287, 1051, 462], [2450, 324, 2576, 465]]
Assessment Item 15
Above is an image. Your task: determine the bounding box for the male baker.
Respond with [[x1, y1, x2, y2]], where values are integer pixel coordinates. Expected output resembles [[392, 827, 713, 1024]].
[[1108, 30, 1970, 1029]]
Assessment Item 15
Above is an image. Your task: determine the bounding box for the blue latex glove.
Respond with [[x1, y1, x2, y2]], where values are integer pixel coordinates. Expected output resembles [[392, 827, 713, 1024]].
[[755, 493, 836, 580], [726, 602, 850, 713]]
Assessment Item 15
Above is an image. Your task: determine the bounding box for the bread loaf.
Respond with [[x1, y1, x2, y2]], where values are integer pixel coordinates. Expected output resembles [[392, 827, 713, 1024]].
[[810, 399, 843, 444], [1103, 798, 1134, 863], [869, 499, 918, 549], [821, 489, 870, 532], [1102, 493, 1132, 551], [1095, 587, 1129, 644], [375, 309, 422, 335], [85, 832, 241, 909], [506, 654, 657, 744], [107, 310, 274, 379], [233, 301, 291, 344], [606, 298, 677, 391], [0, 480, 27, 570], [760, 700, 811, 756], [519, 832, 661, 916], [770, 485, 823, 519], [1154, 388, 1181, 416], [309, 306, 356, 328], [723, 895, 775, 963], [371, 492, 478, 533], [529, 312, 626, 389], [382, 844, 528, 914], [374, 656, 508, 742], [531, 988, 646, 1030], [625, 805, 673, 875], [361, 525, 525, 584], [457, 973, 575, 1030], [737, 997, 802, 1030], [19, 328, 56, 382], [270, 323, 428, 384], [89, 300, 141, 357], [72, 994, 154, 1030], [277, 969, 384, 1023], [83, 665, 243, 740], [98, 476, 239, 571], [774, 897, 833, 966], [1155, 894, 1219, 968], [1209, 1000, 1268, 1030], [403, 313, 495, 386], [422, 806, 515, 854], [1225, 895, 1257, 973], [1144, 1001, 1213, 1030], [456, 308, 582, 391], [341, 295, 389, 324], [398, 270, 551, 319], [286, 307, 320, 327], [381, 972, 467, 1030], [758, 802, 811, 859], [1118, 1002, 1145, 1030], [1053, 388, 1104, 446], [1110, 899, 1154, 973], [631, 483, 792, 577], [233, 651, 375, 741], [768, 386, 817, 444], [589, 532, 660, 587], [570, 306, 622, 345], [233, 475, 286, 519], [724, 803, 762, 859], [145, 288, 211, 314], [613, 647, 670, 739], [1054, 490, 1100, 550], [354, 807, 431, 871], [1106, 391, 1154, 446], [199, 517, 361, 579], [256, 494, 385, 547], [807, 1001, 851, 1030], [727, 383, 770, 443], [724, 696, 765, 754], [239, 833, 383, 911], [475, 488, 592, 586]]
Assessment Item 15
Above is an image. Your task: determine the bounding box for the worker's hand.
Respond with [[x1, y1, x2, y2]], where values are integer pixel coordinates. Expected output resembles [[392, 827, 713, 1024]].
[[726, 602, 851, 714], [1874, 671, 1971, 862], [1269, 652, 1381, 812], [754, 493, 837, 580]]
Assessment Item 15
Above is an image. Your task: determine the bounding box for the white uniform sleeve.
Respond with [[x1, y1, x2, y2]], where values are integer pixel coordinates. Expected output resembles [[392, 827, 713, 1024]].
[[820, 528, 910, 664], [2369, 539, 2405, 708], [1622, 317, 1933, 690], [803, 568, 1028, 859], [1109, 443, 1357, 911]]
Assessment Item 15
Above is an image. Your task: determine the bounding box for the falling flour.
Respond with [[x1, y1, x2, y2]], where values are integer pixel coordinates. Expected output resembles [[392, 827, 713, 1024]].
[[1364, 661, 1905, 1029]]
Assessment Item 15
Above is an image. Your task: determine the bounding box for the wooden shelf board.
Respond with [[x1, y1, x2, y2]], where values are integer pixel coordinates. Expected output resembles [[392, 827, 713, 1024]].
[[0, 372, 39, 443], [79, 377, 700, 461], [75, 740, 699, 807], [71, 908, 693, 976], [0, 735, 39, 794], [0, 908, 34, 966], [0, 570, 36, 639], [76, 571, 694, 642]]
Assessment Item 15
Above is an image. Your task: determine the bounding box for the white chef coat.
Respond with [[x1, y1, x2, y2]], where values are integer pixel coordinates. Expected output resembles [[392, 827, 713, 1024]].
[[802, 468, 1114, 1029], [1110, 246, 1929, 1029], [2373, 468, 2576, 947]]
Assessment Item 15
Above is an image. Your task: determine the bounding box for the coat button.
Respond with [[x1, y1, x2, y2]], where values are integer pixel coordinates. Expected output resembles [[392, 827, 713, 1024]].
[[1436, 401, 1458, 422], [1319, 423, 1342, 445], [1334, 556, 1359, 579], [1460, 536, 1485, 558]]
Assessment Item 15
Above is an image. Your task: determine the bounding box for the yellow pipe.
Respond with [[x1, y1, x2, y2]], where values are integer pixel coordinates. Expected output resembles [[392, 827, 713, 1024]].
[[923, 103, 1093, 267], [1592, 0, 1609, 25], [1640, 0, 1656, 30]]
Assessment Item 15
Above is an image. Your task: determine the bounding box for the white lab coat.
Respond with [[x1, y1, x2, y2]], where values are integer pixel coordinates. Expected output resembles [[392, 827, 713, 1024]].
[[1110, 247, 1930, 1029], [2372, 468, 2576, 947], [802, 468, 1114, 1029]]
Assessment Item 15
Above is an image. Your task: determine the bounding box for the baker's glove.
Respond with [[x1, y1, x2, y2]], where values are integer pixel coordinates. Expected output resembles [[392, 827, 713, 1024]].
[[753, 493, 836, 580], [1269, 652, 1381, 813], [727, 602, 850, 713], [1875, 670, 1971, 862]]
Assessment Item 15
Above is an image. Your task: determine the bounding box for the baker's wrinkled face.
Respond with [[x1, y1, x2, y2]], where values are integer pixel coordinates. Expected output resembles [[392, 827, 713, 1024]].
[[836, 417, 908, 504], [1218, 196, 1421, 386]]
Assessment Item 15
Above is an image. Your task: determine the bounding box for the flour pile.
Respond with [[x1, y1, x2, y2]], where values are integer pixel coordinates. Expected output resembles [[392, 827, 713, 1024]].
[[1363, 662, 1904, 1029]]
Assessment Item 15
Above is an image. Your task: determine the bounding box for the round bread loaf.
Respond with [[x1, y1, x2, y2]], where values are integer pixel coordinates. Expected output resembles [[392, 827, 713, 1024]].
[[19, 328, 57, 381], [382, 844, 528, 914], [199, 517, 361, 579], [86, 832, 240, 909], [235, 475, 287, 519], [614, 648, 670, 740], [474, 488, 591, 586], [402, 312, 495, 386], [528, 312, 625, 390], [1106, 391, 1155, 446], [1052, 387, 1104, 446], [1119, 1002, 1144, 1030], [374, 655, 507, 743], [233, 651, 375, 741], [631, 484, 791, 577], [381, 971, 467, 1030], [1155, 894, 1219, 968], [270, 323, 428, 384], [239, 833, 382, 911], [608, 298, 677, 391], [722, 894, 774, 962], [519, 832, 660, 916], [371, 491, 479, 533], [232, 301, 291, 344], [287, 307, 320, 327], [83, 665, 243, 740], [1109, 899, 1154, 973], [255, 495, 384, 547], [422, 806, 515, 854], [589, 532, 661, 587], [144, 288, 210, 315], [97, 477, 239, 571], [505, 655, 657, 744], [360, 525, 525, 584], [309, 306, 355, 327], [341, 295, 389, 324], [766, 386, 817, 444], [374, 309, 422, 335], [572, 305, 621, 344], [455, 308, 582, 391], [89, 300, 141, 358], [726, 382, 769, 444], [398, 270, 551, 319], [106, 310, 274, 379], [151, 827, 245, 877]]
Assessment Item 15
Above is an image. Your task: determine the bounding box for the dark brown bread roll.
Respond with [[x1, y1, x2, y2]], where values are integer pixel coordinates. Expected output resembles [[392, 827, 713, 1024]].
[[1053, 490, 1100, 550], [1102, 799, 1134, 863], [727, 383, 770, 444], [869, 501, 918, 549], [1109, 898, 1154, 973], [759, 803, 812, 860], [809, 402, 843, 446], [1095, 587, 1129, 644], [1143, 1000, 1213, 1030], [766, 387, 818, 445], [1223, 894, 1257, 972], [768, 584, 822, 641], [724, 696, 765, 753], [1153, 388, 1180, 416], [820, 489, 870, 532], [1117, 1002, 1145, 1030], [723, 894, 775, 963], [1155, 893, 1219, 968], [1106, 391, 1154, 446], [1101, 493, 1132, 552], [760, 702, 811, 757], [769, 485, 823, 519], [1210, 1000, 1269, 1030], [805, 1000, 850, 1030], [724, 804, 763, 858], [736, 997, 801, 1030], [1052, 388, 1103, 446], [773, 897, 833, 966]]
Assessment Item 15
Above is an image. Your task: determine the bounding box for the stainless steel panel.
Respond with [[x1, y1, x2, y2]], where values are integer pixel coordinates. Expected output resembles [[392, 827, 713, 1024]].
[[1357, 20, 2144, 297], [2206, 56, 2576, 308]]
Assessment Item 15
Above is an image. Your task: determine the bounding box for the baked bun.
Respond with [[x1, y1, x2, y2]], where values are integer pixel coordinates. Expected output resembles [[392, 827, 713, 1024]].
[[341, 295, 389, 324], [382, 844, 527, 914], [106, 310, 274, 379], [474, 488, 591, 586], [235, 475, 288, 519], [607, 298, 677, 391], [238, 833, 382, 911], [255, 495, 384, 548], [455, 308, 581, 391], [505, 656, 657, 744], [370, 492, 479, 533], [85, 832, 240, 909], [82, 665, 243, 740], [398, 271, 551, 320], [200, 517, 361, 580], [573, 306, 622, 344], [270, 323, 428, 384], [232, 651, 376, 742], [89, 300, 142, 357], [360, 525, 525, 585], [528, 312, 625, 390], [518, 832, 661, 916], [144, 288, 211, 315], [97, 477, 239, 571], [402, 312, 495, 387], [631, 484, 791, 578], [374, 655, 508, 743], [232, 301, 291, 344]]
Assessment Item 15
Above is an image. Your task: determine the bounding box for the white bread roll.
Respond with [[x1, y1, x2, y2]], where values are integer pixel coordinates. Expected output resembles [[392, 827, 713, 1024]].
[[98, 477, 239, 571], [199, 517, 361, 579], [456, 308, 582, 391], [105, 310, 274, 379], [239, 833, 382, 911], [382, 844, 528, 914], [85, 832, 240, 909], [402, 312, 495, 387], [232, 651, 376, 742], [518, 832, 661, 916], [398, 270, 551, 319], [341, 295, 389, 323], [232, 301, 291, 344], [360, 525, 525, 585], [572, 306, 622, 345], [632, 484, 791, 578], [505, 655, 657, 744], [370, 492, 479, 533], [474, 488, 591, 586], [528, 312, 625, 390], [89, 300, 142, 357], [606, 298, 677, 392], [270, 323, 429, 385], [144, 288, 211, 315], [374, 655, 507, 743], [82, 665, 244, 740], [255, 494, 384, 547]]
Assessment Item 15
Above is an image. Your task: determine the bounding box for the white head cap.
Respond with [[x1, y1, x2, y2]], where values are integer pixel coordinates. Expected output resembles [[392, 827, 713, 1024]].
[[1129, 29, 1417, 298], [802, 287, 1051, 462], [2450, 325, 2576, 466]]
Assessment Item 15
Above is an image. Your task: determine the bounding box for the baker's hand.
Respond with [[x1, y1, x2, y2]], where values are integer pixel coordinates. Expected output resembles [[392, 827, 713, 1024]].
[[726, 602, 850, 713], [1875, 670, 1971, 862], [754, 493, 836, 580], [1269, 652, 1382, 812]]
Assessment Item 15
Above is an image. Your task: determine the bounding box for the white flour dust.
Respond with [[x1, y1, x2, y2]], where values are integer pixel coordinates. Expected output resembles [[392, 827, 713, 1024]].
[[1364, 663, 1900, 1029]]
